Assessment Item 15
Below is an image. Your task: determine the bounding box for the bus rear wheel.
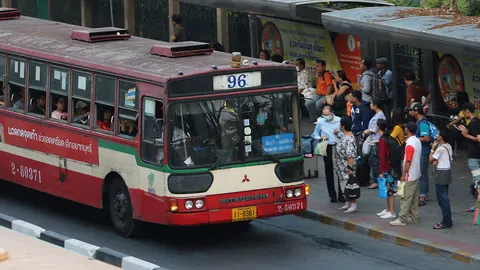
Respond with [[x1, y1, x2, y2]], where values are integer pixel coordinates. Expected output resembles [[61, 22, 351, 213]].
[[108, 178, 142, 237]]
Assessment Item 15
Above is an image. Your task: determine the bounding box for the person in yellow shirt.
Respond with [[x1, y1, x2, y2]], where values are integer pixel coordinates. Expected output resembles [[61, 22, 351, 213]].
[[390, 107, 405, 146]]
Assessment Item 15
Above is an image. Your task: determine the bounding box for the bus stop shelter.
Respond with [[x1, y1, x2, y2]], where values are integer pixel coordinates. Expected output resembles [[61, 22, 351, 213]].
[[321, 6, 480, 115]]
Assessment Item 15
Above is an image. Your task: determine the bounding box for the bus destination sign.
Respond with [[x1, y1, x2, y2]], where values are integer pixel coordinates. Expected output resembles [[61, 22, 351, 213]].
[[213, 71, 261, 91]]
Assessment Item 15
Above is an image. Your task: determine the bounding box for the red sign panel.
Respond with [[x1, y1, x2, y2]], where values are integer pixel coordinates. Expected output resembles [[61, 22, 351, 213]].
[[0, 117, 99, 165], [333, 34, 362, 86]]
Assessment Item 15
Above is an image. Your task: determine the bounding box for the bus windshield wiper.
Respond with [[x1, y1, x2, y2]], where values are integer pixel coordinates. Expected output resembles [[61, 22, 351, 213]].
[[252, 144, 280, 163], [210, 149, 230, 171]]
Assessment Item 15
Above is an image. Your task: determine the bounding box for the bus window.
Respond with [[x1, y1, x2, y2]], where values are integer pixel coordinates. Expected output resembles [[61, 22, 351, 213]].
[[7, 57, 26, 112], [117, 80, 138, 139], [0, 55, 5, 107], [94, 75, 115, 133], [49, 66, 69, 122], [27, 61, 47, 117], [71, 71, 92, 128], [141, 98, 164, 165]]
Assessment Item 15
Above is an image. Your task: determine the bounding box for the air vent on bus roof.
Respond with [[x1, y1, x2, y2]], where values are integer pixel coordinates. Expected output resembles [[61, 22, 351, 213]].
[[71, 27, 131, 43], [150, 41, 213, 58], [0, 8, 21, 20]]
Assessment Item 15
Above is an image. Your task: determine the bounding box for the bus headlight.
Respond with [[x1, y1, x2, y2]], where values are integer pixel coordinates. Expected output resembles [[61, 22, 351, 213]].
[[286, 189, 293, 198], [195, 199, 204, 209], [185, 200, 194, 210], [294, 188, 301, 197]]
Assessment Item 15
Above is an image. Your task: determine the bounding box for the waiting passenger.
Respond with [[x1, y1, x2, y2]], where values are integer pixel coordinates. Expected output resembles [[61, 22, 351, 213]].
[[72, 100, 90, 125], [0, 84, 6, 106], [31, 95, 46, 115], [51, 97, 67, 120], [13, 87, 26, 110], [97, 107, 112, 131]]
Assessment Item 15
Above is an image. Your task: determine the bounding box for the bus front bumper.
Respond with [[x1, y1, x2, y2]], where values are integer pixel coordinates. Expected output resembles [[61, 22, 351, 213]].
[[166, 198, 307, 226]]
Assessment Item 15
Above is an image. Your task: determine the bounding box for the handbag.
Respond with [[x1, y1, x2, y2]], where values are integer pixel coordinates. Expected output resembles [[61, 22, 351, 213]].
[[362, 135, 373, 156], [474, 204, 480, 225], [344, 174, 361, 200], [314, 138, 328, 156], [397, 181, 405, 199], [378, 177, 388, 199]]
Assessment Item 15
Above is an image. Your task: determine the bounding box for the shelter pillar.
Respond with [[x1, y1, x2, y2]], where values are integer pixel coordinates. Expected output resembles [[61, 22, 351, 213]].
[[124, 0, 135, 35], [216, 8, 229, 52], [1, 0, 12, 8], [168, 0, 180, 39], [37, 0, 50, 20], [80, 0, 92, 27]]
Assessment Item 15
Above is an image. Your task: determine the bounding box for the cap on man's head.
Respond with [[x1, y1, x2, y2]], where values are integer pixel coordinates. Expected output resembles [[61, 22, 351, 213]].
[[376, 57, 388, 65], [75, 100, 88, 109], [409, 102, 422, 112]]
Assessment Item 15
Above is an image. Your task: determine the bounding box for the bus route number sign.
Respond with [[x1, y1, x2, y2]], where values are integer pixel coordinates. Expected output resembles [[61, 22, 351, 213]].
[[213, 71, 261, 91]]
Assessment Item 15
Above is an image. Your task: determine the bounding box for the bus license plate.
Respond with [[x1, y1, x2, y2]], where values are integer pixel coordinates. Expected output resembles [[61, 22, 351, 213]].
[[232, 206, 257, 222]]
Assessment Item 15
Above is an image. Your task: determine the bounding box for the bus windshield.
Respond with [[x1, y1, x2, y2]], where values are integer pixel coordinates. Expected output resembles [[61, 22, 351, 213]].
[[168, 92, 299, 169]]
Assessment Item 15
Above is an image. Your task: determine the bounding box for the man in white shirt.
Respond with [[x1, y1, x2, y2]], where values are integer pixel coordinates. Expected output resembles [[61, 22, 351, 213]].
[[295, 58, 311, 94], [390, 122, 422, 226]]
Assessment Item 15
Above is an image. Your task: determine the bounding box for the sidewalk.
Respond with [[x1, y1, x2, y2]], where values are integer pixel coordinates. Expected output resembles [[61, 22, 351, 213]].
[[298, 153, 480, 264]]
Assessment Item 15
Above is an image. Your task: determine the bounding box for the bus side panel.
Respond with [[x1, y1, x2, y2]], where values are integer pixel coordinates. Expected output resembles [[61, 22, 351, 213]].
[[129, 188, 168, 224], [0, 147, 103, 208]]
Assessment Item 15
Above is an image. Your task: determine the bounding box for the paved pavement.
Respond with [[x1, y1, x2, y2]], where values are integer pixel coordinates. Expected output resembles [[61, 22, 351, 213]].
[[1, 180, 477, 270], [298, 119, 480, 264]]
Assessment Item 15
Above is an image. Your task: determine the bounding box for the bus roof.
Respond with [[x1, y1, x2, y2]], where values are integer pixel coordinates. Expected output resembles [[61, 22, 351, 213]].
[[179, 0, 393, 24], [0, 16, 280, 84]]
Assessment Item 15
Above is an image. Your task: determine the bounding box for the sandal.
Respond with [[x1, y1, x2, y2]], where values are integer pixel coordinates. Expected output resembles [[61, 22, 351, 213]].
[[418, 200, 427, 206], [433, 223, 450, 229], [466, 207, 476, 212]]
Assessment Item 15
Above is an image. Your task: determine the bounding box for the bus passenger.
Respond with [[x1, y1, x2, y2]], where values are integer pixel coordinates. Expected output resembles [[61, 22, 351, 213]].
[[120, 119, 138, 137], [13, 86, 26, 110], [0, 84, 6, 106], [72, 100, 90, 125], [31, 95, 46, 115], [170, 14, 187, 42], [97, 107, 112, 131], [51, 97, 67, 120]]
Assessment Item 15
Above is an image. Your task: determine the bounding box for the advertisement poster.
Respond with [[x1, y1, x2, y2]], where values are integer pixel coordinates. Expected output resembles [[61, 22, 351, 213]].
[[259, 17, 362, 88], [437, 52, 480, 113], [0, 117, 99, 165]]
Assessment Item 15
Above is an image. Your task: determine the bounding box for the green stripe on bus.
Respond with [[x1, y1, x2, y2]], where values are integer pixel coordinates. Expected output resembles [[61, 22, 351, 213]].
[[98, 139, 303, 174]]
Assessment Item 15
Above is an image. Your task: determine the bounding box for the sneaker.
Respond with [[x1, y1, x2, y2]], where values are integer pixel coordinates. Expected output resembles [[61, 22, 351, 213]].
[[344, 206, 358, 213], [338, 203, 351, 210], [377, 209, 387, 216], [381, 212, 396, 219], [389, 218, 407, 226]]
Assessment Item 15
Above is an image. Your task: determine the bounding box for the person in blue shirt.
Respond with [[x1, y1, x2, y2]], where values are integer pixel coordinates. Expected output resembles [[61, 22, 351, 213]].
[[312, 105, 343, 203], [408, 102, 431, 206], [349, 90, 373, 153]]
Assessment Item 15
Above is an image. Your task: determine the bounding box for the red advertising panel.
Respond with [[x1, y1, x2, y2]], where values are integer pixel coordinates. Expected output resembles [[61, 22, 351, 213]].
[[0, 117, 99, 165], [333, 34, 362, 88]]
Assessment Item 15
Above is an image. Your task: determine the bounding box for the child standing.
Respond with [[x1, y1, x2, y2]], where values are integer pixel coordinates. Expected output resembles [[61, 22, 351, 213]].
[[376, 119, 397, 219]]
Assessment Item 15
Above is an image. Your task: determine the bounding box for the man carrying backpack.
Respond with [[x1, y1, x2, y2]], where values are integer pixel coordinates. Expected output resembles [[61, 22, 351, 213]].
[[359, 59, 376, 104], [376, 58, 393, 122], [409, 102, 433, 206]]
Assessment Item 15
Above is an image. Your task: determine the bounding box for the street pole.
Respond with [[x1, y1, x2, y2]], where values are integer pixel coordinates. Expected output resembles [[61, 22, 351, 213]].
[[37, 0, 49, 20]]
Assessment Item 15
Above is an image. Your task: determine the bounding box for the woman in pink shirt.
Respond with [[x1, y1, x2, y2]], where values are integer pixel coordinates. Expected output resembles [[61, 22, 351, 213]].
[[51, 97, 67, 121]]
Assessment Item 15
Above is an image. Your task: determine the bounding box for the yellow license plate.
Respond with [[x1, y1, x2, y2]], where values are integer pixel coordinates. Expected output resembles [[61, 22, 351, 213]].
[[232, 206, 257, 222]]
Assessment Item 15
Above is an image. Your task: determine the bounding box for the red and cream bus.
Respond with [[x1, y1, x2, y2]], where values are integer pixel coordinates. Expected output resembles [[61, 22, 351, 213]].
[[0, 8, 308, 236]]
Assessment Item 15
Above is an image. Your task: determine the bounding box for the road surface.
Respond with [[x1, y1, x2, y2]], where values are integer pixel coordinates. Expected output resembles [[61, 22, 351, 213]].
[[0, 181, 476, 270]]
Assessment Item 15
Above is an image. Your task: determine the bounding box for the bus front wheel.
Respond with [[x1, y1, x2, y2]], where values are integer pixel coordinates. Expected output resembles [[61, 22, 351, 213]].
[[108, 178, 142, 237]]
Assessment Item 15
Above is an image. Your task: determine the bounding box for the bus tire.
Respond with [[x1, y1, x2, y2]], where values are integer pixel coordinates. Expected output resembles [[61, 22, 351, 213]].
[[108, 177, 142, 237]]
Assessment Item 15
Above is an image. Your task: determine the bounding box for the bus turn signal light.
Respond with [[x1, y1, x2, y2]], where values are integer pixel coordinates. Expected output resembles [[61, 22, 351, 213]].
[[305, 184, 310, 196], [169, 199, 178, 212]]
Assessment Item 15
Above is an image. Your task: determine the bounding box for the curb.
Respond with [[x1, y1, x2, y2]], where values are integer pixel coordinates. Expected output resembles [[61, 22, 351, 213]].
[[0, 213, 169, 270], [296, 209, 480, 265]]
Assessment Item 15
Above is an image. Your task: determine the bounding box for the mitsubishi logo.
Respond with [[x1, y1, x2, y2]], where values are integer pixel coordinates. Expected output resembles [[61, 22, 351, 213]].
[[242, 174, 250, 183]]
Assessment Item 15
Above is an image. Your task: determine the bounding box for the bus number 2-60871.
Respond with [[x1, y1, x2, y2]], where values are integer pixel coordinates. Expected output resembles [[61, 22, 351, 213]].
[[11, 162, 42, 183]]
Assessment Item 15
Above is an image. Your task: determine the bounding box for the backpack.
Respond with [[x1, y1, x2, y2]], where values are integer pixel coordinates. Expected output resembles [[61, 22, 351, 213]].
[[427, 121, 439, 144], [387, 135, 404, 171], [366, 73, 388, 101]]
